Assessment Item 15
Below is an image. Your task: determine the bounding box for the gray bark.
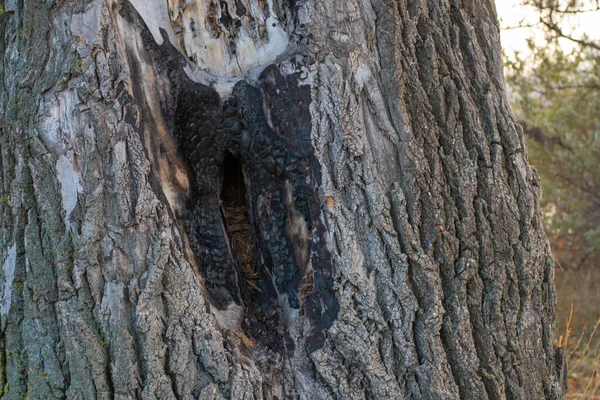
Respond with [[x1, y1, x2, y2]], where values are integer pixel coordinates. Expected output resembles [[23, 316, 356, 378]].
[[0, 0, 565, 399]]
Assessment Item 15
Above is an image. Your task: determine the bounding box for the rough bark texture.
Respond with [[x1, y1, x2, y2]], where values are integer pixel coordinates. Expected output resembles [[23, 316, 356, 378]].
[[0, 0, 565, 399]]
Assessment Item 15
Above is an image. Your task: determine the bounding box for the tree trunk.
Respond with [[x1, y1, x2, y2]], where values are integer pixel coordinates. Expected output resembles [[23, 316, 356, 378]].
[[0, 0, 565, 398]]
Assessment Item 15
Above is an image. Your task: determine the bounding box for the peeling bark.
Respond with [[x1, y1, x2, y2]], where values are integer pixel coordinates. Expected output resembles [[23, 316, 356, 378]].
[[0, 0, 565, 399]]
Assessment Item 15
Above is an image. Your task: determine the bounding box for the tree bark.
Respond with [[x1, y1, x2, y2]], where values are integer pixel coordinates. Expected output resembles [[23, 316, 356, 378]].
[[0, 0, 565, 398]]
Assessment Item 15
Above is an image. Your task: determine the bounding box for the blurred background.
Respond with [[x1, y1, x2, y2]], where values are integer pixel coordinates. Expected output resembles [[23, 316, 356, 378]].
[[497, 1, 600, 397]]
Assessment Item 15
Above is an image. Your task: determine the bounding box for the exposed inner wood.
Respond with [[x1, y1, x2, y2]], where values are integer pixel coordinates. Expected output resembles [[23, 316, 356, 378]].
[[219, 152, 285, 355], [220, 152, 257, 284]]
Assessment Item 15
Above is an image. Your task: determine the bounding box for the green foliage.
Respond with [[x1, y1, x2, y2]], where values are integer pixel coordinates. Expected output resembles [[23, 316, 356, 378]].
[[523, 0, 600, 51], [504, 37, 600, 268]]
